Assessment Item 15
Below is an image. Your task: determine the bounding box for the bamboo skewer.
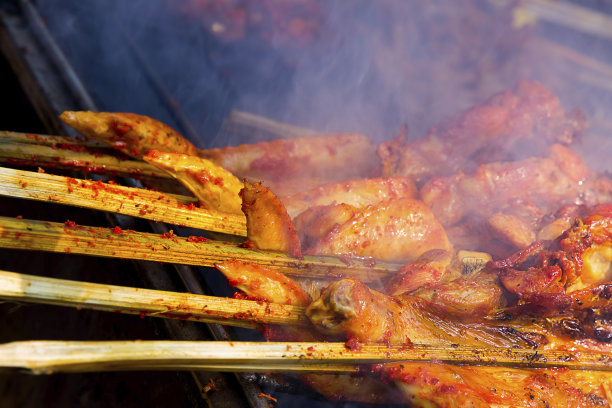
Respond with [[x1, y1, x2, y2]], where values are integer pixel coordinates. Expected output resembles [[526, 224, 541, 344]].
[[0, 270, 308, 329], [0, 130, 105, 148], [0, 216, 399, 282], [0, 131, 170, 179], [520, 0, 612, 42], [530, 37, 612, 94], [218, 110, 320, 142], [0, 166, 247, 236], [3, 340, 612, 374]]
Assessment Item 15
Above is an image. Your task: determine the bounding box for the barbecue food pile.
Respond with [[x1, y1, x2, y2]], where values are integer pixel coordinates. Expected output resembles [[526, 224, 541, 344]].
[[52, 80, 612, 407]]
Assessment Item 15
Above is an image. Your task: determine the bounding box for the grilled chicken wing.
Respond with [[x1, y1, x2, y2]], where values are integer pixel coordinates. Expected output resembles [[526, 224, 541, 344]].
[[378, 80, 585, 183], [418, 143, 612, 259], [281, 177, 417, 219], [215, 260, 407, 404], [200, 133, 378, 186], [240, 180, 302, 258], [143, 150, 243, 214], [492, 206, 612, 311], [215, 260, 311, 306], [292, 203, 358, 250], [389, 363, 612, 408], [308, 198, 451, 263], [306, 277, 612, 406], [420, 144, 590, 227], [59, 111, 198, 159]]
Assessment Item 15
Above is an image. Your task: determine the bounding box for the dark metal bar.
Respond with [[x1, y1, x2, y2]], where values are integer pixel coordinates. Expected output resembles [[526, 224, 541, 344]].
[[18, 0, 97, 112]]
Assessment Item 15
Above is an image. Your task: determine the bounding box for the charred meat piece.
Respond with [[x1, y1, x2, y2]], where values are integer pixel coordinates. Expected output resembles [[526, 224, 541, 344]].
[[494, 207, 612, 300]]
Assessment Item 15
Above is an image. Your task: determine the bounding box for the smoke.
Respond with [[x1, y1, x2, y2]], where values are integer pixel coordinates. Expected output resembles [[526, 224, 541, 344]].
[[34, 0, 609, 149]]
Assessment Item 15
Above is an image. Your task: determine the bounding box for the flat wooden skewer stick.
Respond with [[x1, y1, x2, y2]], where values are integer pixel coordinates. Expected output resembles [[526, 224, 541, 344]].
[[218, 110, 320, 142], [0, 270, 308, 329], [521, 0, 612, 42], [0, 216, 398, 282], [0, 131, 170, 179], [0, 130, 105, 148], [3, 340, 612, 374], [0, 166, 246, 236]]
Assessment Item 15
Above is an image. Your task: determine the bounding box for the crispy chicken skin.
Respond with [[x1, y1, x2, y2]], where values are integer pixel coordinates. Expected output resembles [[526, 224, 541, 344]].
[[378, 80, 585, 183], [143, 150, 243, 214], [59, 111, 198, 159], [200, 133, 378, 184], [281, 177, 417, 219], [307, 279, 528, 347], [215, 260, 311, 306], [292, 203, 358, 250], [240, 180, 302, 258], [390, 363, 612, 408], [491, 206, 612, 313], [308, 198, 452, 263], [306, 278, 612, 406], [420, 144, 591, 227], [383, 249, 456, 296], [215, 260, 406, 404]]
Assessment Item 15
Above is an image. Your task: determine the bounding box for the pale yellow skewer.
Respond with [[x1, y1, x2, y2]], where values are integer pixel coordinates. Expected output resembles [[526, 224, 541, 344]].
[[0, 270, 308, 329], [0, 130, 169, 178], [2, 340, 612, 374], [0, 166, 246, 236], [0, 130, 105, 148], [0, 216, 399, 282]]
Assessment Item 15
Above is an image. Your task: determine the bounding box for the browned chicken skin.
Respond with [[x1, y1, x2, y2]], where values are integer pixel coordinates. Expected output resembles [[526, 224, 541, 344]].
[[378, 79, 585, 183], [420, 144, 591, 227], [240, 180, 302, 258], [200, 133, 378, 188], [308, 198, 452, 264], [59, 111, 198, 159], [418, 143, 612, 258], [389, 363, 612, 408], [215, 260, 311, 306], [281, 177, 417, 219], [306, 276, 612, 406], [215, 260, 407, 404], [143, 150, 243, 214], [292, 203, 358, 250]]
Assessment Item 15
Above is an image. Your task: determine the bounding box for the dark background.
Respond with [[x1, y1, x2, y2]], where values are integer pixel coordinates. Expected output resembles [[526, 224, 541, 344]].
[[0, 52, 205, 407]]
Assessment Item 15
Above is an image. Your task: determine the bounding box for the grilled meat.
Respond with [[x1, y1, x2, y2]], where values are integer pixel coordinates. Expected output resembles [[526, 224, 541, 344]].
[[378, 80, 585, 184], [240, 180, 302, 258], [281, 177, 417, 219], [307, 198, 451, 264], [59, 111, 198, 159], [200, 133, 378, 194], [143, 150, 243, 214]]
